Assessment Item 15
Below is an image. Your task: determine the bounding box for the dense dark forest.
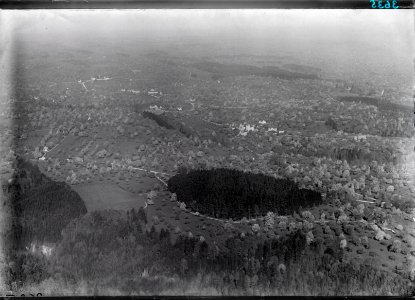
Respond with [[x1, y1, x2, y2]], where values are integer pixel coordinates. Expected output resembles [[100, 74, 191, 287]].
[[2, 162, 414, 295], [3, 157, 87, 248], [17, 181, 87, 244], [2, 161, 414, 295], [142, 111, 194, 138], [142, 111, 175, 130], [50, 209, 314, 294], [325, 117, 338, 131], [338, 96, 410, 113], [191, 61, 319, 81], [168, 168, 322, 219], [7, 208, 413, 296], [282, 63, 322, 74], [271, 143, 396, 165], [271, 129, 399, 165], [2, 158, 87, 288]]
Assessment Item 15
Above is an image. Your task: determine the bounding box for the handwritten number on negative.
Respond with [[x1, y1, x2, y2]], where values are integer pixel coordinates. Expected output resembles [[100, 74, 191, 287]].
[[370, 0, 399, 8], [5, 293, 42, 297]]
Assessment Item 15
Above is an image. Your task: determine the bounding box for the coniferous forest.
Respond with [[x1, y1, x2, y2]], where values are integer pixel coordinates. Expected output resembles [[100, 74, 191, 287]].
[[168, 168, 323, 219], [3, 158, 87, 288], [2, 159, 415, 296], [4, 206, 415, 296], [4, 157, 87, 249]]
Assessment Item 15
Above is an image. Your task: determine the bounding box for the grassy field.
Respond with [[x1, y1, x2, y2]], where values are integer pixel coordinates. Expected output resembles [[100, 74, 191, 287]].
[[72, 180, 146, 211]]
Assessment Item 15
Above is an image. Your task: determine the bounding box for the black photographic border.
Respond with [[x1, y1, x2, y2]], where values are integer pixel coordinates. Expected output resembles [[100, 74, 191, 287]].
[[0, 0, 413, 9]]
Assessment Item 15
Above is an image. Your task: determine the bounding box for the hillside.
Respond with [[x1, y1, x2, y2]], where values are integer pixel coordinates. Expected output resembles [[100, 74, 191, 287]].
[[3, 157, 87, 248]]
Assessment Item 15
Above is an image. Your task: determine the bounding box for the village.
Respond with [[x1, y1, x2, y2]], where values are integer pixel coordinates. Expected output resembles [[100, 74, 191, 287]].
[[11, 67, 413, 212]]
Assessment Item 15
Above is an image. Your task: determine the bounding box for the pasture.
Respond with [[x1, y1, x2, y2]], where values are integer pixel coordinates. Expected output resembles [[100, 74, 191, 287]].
[[72, 180, 146, 212]]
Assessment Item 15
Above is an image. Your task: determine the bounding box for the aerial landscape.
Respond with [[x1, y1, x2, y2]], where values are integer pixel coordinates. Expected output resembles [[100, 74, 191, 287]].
[[0, 9, 414, 296]]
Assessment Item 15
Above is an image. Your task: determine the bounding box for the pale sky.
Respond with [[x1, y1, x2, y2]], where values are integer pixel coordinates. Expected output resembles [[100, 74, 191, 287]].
[[1, 9, 413, 80], [4, 9, 413, 49]]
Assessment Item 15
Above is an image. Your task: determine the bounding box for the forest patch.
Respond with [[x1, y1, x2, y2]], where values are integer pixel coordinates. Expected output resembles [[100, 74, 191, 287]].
[[167, 168, 322, 220]]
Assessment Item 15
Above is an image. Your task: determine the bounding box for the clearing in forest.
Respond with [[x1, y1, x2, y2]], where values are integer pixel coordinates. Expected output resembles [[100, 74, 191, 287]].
[[72, 181, 146, 211]]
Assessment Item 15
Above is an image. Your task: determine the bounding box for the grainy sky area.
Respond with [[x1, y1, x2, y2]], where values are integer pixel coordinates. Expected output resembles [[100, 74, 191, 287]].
[[3, 10, 413, 48], [1, 9, 413, 83]]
